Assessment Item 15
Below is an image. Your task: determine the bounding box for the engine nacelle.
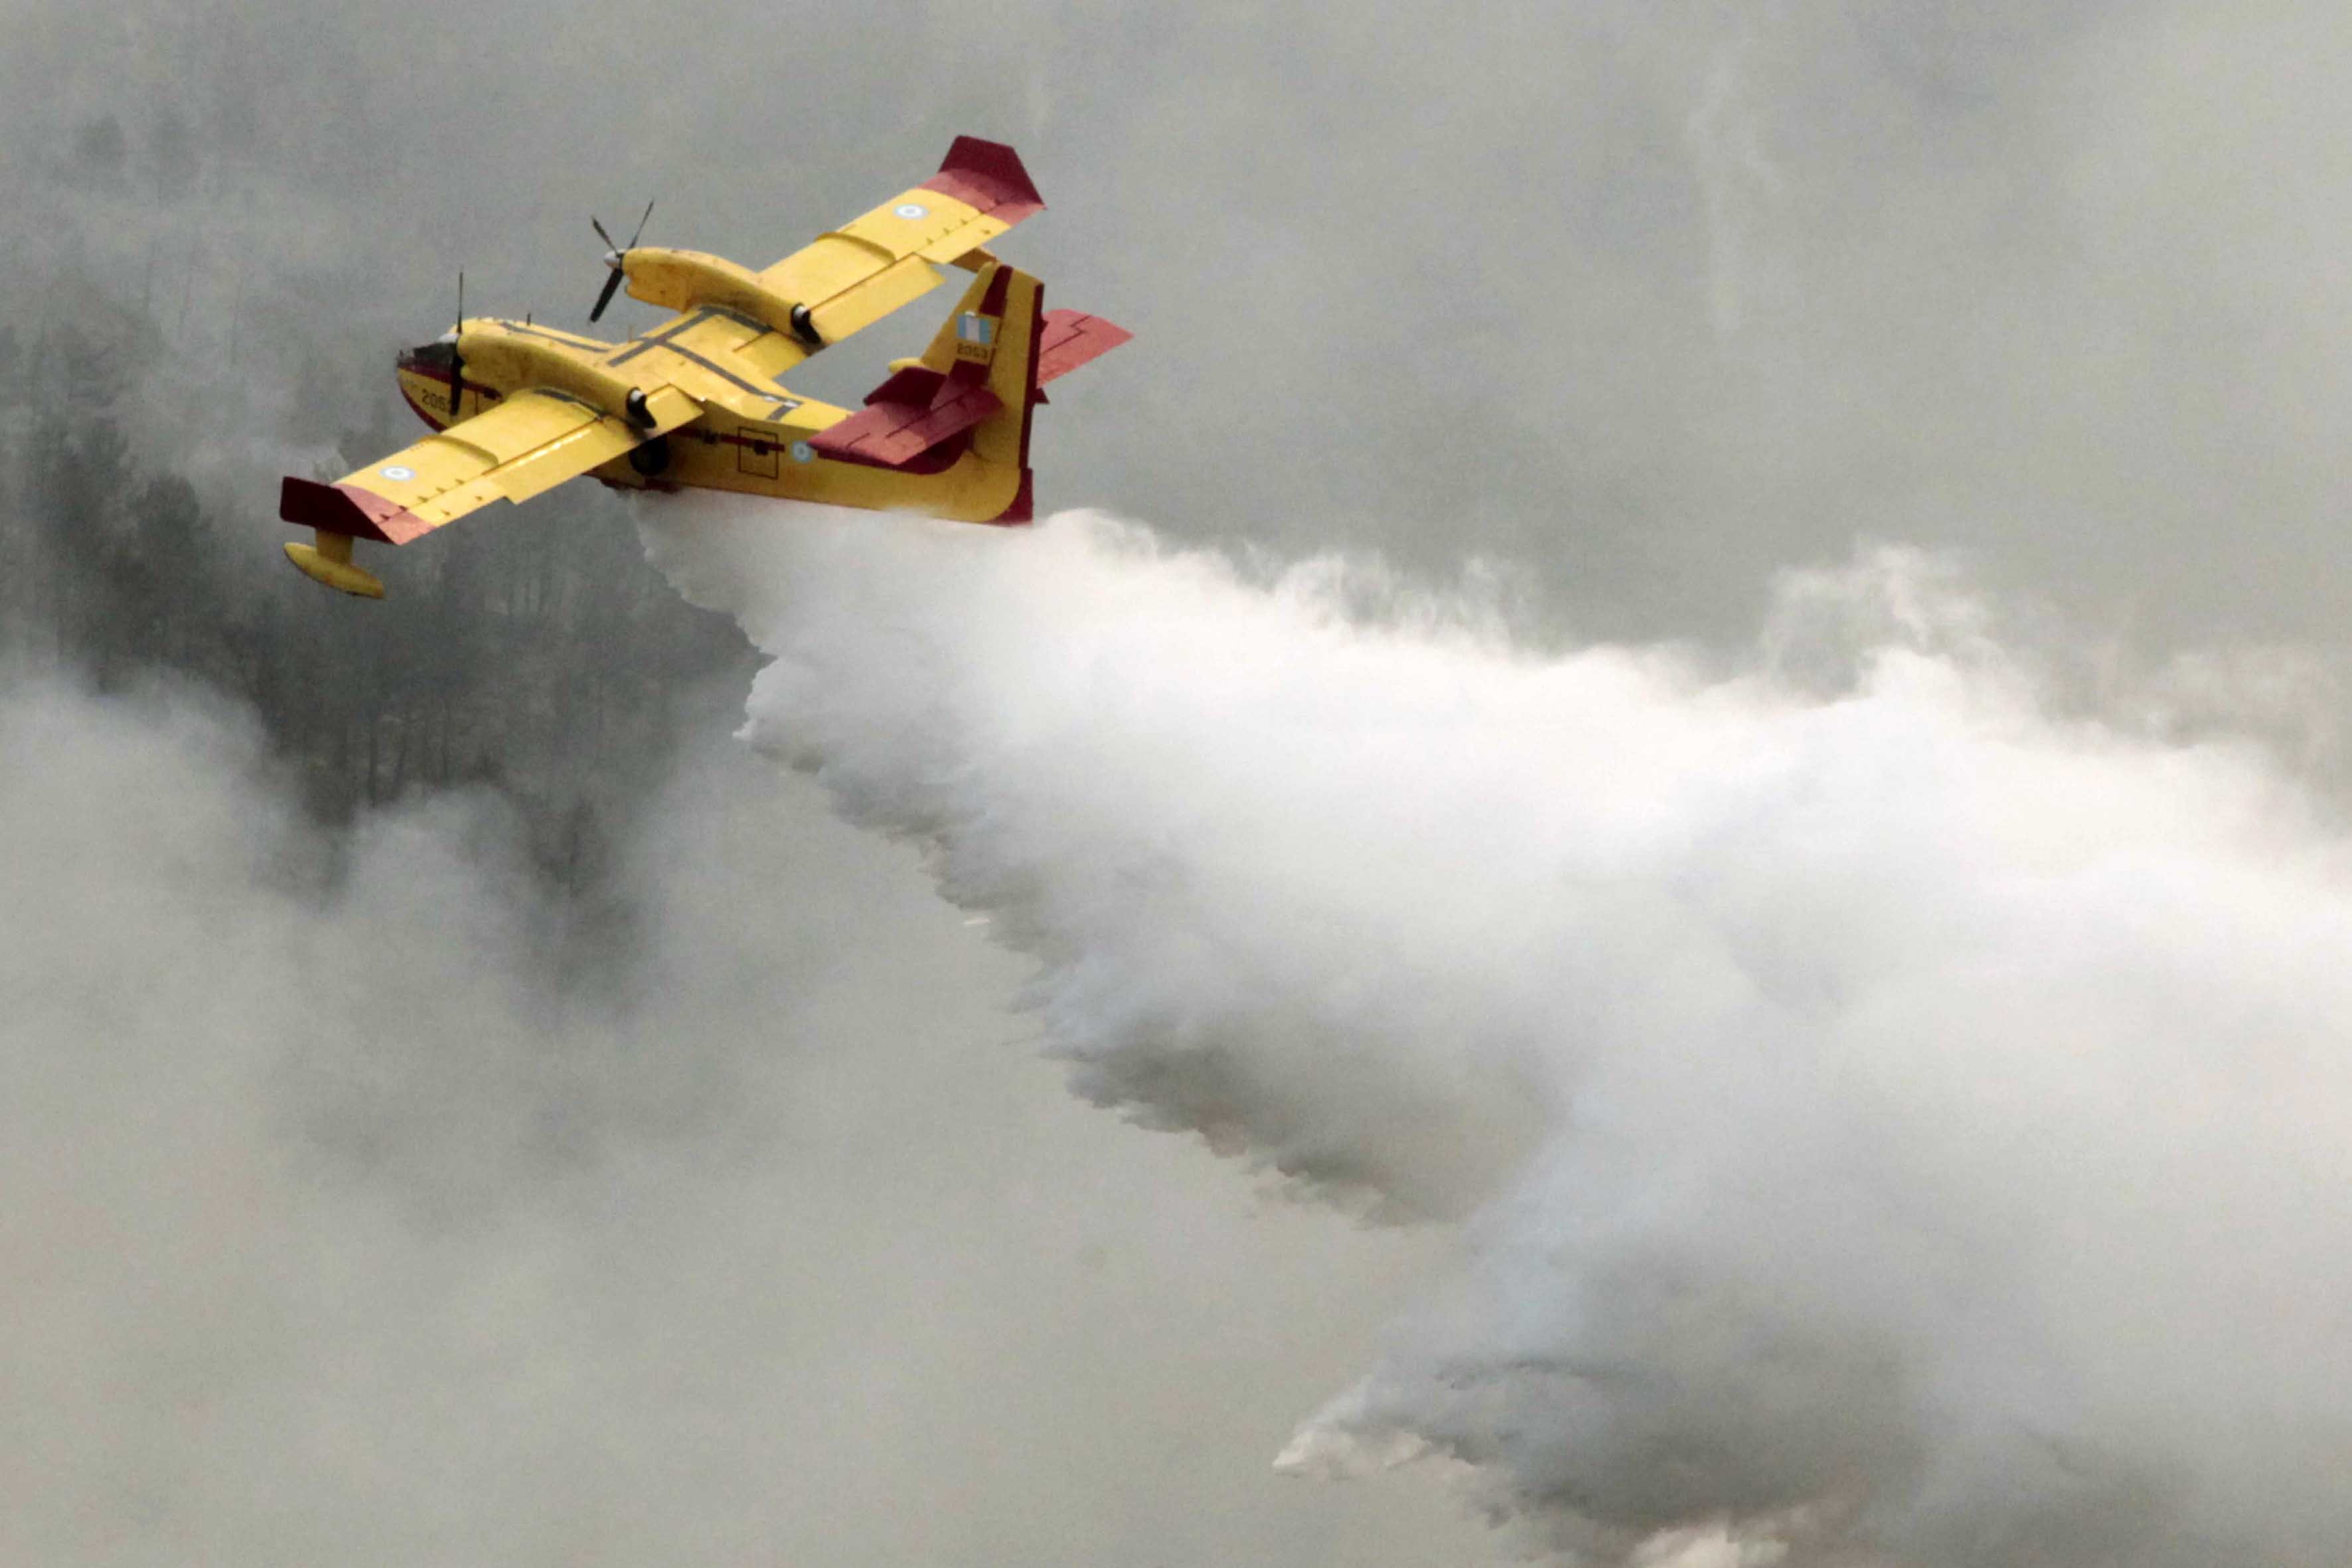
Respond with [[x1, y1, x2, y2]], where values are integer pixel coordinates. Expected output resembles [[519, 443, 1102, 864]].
[[620, 248, 825, 345]]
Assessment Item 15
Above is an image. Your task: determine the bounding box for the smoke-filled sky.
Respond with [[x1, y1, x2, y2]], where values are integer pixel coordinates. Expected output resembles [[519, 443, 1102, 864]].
[[11, 2, 2352, 1563], [20, 0, 2352, 649], [0, 679, 1493, 1564]]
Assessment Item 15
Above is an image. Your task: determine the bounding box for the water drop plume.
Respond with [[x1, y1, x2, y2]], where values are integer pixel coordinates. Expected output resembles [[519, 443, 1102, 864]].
[[645, 502, 2352, 1567]]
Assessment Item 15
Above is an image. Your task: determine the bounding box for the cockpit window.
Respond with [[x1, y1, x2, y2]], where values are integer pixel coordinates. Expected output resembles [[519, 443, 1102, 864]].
[[398, 340, 457, 374]]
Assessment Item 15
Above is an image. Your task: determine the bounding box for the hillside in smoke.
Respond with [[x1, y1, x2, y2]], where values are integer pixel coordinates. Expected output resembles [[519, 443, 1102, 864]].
[[0, 672, 1494, 1565]]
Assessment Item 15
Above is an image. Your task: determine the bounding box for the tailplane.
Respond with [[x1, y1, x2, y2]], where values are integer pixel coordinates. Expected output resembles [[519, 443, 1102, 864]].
[[809, 261, 1128, 520]]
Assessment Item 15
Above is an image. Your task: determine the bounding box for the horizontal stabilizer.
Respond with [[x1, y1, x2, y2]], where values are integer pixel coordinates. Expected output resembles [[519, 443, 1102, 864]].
[[1036, 310, 1131, 386], [809, 378, 1004, 471]]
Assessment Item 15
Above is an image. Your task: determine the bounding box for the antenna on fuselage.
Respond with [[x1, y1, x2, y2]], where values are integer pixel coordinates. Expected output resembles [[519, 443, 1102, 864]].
[[449, 270, 468, 422], [588, 198, 655, 324]]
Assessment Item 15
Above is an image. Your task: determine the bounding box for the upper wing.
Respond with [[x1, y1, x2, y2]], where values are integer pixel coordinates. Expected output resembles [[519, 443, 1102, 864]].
[[733, 137, 1044, 379], [281, 386, 699, 545]]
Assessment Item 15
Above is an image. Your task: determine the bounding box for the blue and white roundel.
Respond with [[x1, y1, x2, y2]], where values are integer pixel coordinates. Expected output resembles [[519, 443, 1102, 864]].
[[894, 202, 929, 221], [380, 465, 416, 482], [790, 441, 815, 464]]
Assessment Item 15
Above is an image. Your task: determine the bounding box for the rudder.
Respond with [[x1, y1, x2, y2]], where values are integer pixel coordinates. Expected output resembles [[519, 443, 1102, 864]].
[[928, 261, 1046, 520]]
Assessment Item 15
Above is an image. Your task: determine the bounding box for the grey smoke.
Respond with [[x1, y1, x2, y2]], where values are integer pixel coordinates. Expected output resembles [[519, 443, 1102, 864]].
[[12, 2, 2352, 1561], [0, 673, 1496, 1565]]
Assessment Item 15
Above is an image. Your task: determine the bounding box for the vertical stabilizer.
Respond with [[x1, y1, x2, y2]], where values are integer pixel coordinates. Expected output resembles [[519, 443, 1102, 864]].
[[807, 260, 1046, 521]]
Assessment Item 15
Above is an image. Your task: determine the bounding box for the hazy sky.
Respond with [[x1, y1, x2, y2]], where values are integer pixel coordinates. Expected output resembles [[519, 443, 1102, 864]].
[[11, 3, 2352, 1564], [1, 682, 1509, 1564], [17, 0, 2352, 647]]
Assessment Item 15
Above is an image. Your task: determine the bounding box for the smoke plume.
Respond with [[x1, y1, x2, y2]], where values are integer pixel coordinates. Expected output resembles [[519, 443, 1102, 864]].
[[645, 500, 2352, 1567], [0, 670, 1487, 1566]]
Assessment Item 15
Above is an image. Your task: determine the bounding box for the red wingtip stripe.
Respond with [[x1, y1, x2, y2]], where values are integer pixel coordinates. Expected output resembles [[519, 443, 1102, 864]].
[[922, 136, 1044, 222], [279, 477, 433, 546]]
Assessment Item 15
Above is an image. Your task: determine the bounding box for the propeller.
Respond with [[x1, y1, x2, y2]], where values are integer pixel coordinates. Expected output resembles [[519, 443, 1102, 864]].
[[589, 198, 655, 323]]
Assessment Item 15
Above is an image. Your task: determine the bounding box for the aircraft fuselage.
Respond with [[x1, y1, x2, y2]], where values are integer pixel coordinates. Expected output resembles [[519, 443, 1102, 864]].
[[394, 311, 1027, 521]]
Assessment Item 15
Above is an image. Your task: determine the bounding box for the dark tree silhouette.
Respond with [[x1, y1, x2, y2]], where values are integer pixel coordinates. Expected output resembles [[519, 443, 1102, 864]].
[[3, 280, 756, 910]]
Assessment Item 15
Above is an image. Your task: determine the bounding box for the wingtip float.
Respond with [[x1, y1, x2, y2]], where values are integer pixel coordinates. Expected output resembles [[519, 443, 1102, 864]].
[[278, 137, 1129, 599], [283, 531, 385, 599]]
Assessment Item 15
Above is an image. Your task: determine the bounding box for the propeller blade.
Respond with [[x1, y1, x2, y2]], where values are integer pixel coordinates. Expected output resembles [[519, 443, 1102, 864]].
[[589, 200, 651, 324], [590, 266, 626, 324]]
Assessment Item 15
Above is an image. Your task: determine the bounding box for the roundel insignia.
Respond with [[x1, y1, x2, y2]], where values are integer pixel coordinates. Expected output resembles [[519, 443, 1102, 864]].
[[380, 465, 416, 482], [894, 202, 929, 220], [789, 441, 816, 464]]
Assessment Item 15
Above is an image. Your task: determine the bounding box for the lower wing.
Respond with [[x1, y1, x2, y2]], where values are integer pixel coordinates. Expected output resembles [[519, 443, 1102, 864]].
[[279, 386, 698, 595]]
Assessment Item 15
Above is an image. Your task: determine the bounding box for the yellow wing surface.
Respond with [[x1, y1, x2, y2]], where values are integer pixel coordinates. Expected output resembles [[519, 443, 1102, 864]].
[[731, 137, 1046, 381], [281, 386, 697, 551], [279, 138, 1054, 597]]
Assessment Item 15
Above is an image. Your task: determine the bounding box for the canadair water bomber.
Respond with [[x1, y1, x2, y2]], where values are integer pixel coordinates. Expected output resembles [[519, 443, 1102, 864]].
[[279, 137, 1129, 597]]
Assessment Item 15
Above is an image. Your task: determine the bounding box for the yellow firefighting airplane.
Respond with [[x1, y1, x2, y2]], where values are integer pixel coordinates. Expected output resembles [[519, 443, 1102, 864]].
[[281, 137, 1128, 597]]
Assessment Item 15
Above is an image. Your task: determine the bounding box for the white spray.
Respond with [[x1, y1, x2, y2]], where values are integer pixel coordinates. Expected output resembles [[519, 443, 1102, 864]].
[[645, 502, 2352, 1567]]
